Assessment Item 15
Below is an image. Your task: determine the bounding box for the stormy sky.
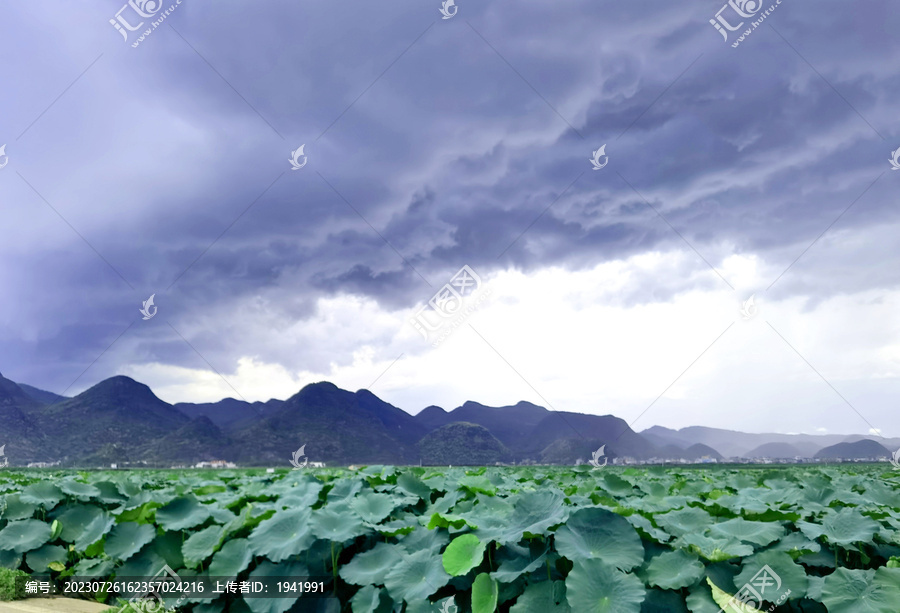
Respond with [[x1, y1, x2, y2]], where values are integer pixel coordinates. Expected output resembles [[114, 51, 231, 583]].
[[1, 0, 898, 437]]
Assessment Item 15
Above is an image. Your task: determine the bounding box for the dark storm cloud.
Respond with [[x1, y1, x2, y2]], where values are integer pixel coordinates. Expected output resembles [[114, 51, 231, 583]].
[[1, 0, 897, 392]]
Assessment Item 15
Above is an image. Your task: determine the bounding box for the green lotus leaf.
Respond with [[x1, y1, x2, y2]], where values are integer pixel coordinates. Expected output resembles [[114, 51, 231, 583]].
[[383, 548, 451, 603], [0, 520, 51, 553], [25, 544, 66, 572], [442, 533, 486, 576], [73, 556, 114, 577], [183, 525, 226, 569], [349, 491, 396, 524], [155, 495, 211, 531], [566, 558, 645, 613], [491, 542, 548, 583], [472, 572, 499, 613], [19, 482, 64, 508], [247, 507, 314, 563], [0, 549, 20, 569], [510, 580, 571, 612], [821, 568, 900, 612], [350, 584, 390, 613], [105, 522, 156, 561], [655, 507, 713, 538], [245, 559, 307, 613], [56, 504, 114, 550], [340, 542, 403, 586], [310, 504, 367, 542], [208, 538, 252, 578], [396, 473, 432, 501], [91, 481, 128, 504], [643, 549, 705, 590], [58, 479, 101, 501], [476, 489, 568, 545], [709, 518, 785, 547], [554, 507, 643, 570], [734, 550, 807, 600], [1, 495, 37, 520], [798, 507, 880, 546]]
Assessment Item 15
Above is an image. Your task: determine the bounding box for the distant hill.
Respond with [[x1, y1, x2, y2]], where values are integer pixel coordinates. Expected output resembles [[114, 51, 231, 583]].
[[3, 370, 897, 467], [746, 442, 802, 459], [815, 439, 891, 460], [174, 397, 282, 431], [17, 384, 68, 405], [417, 422, 510, 465]]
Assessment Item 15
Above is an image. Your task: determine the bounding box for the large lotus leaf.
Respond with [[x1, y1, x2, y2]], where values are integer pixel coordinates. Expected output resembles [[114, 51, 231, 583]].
[[476, 490, 568, 545], [400, 525, 449, 554], [709, 518, 785, 547], [19, 482, 64, 507], [56, 504, 114, 550], [350, 584, 391, 613], [767, 531, 821, 558], [245, 560, 307, 613], [491, 542, 548, 583], [442, 533, 486, 576], [340, 542, 403, 586], [472, 573, 499, 613], [155, 495, 211, 531], [678, 532, 753, 562], [798, 507, 880, 546], [641, 589, 690, 613], [208, 505, 237, 526], [73, 556, 114, 577], [113, 543, 167, 584], [643, 550, 705, 590], [510, 580, 571, 612], [0, 549, 21, 569], [208, 538, 252, 578], [655, 507, 713, 538], [349, 491, 396, 524], [383, 547, 451, 603], [821, 568, 900, 613], [554, 507, 643, 570], [396, 473, 432, 501], [92, 481, 128, 504], [310, 503, 367, 542], [1, 494, 37, 520], [247, 507, 314, 563], [183, 525, 226, 569], [735, 550, 808, 600], [105, 522, 156, 561], [625, 513, 671, 543], [566, 558, 645, 613], [58, 479, 101, 501], [25, 544, 66, 572], [274, 479, 324, 510], [326, 478, 365, 502]]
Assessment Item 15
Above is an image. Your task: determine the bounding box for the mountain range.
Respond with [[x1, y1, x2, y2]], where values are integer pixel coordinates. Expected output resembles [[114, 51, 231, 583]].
[[0, 371, 896, 467]]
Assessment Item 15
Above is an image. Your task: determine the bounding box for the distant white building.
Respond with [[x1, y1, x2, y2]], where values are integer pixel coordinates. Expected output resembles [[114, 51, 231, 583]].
[[194, 460, 237, 468]]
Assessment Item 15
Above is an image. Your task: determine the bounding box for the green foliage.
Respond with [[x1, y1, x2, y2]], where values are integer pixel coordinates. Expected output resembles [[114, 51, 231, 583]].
[[0, 567, 28, 601], [0, 464, 896, 611]]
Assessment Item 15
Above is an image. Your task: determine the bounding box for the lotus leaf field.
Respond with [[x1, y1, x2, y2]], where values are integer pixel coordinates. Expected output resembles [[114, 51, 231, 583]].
[[1, 465, 899, 612]]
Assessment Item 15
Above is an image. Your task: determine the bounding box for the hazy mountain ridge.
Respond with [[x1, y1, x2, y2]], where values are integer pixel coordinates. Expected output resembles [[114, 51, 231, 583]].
[[0, 372, 896, 466]]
